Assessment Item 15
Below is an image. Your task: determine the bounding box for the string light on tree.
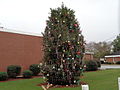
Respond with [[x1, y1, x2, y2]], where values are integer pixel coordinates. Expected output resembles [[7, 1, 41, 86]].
[[42, 3, 85, 85]]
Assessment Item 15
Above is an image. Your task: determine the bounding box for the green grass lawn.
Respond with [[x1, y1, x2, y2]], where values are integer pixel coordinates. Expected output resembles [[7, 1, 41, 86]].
[[0, 69, 120, 90]]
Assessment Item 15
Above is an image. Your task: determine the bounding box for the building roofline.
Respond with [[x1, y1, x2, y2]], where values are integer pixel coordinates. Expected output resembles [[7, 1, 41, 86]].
[[0, 27, 43, 37], [105, 55, 120, 58], [84, 52, 94, 54]]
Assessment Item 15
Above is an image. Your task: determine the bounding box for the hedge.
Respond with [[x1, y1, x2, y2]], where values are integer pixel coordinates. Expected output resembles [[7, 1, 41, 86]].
[[7, 65, 21, 78], [23, 70, 33, 78], [0, 72, 8, 81], [29, 64, 40, 76]]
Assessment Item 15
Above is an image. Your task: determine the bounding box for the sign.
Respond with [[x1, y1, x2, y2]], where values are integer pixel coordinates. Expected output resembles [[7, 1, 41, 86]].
[[118, 77, 120, 90], [82, 85, 89, 90]]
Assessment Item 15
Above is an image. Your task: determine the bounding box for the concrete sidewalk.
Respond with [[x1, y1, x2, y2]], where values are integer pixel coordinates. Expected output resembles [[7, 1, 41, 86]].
[[100, 64, 120, 70]]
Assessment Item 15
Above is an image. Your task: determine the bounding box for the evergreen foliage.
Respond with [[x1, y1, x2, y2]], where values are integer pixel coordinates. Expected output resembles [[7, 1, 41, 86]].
[[7, 65, 21, 78], [29, 64, 40, 76], [0, 72, 8, 81], [112, 34, 120, 52], [86, 60, 98, 71], [42, 4, 85, 85], [23, 70, 33, 78]]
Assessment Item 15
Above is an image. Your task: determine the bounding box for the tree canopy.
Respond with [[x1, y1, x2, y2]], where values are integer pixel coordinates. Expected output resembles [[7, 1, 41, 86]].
[[112, 34, 120, 53]]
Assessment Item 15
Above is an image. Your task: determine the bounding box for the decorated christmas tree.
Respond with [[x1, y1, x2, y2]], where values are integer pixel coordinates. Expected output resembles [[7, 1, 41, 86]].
[[42, 4, 85, 85]]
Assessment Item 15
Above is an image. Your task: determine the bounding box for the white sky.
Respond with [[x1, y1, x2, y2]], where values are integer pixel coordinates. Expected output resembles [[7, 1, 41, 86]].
[[0, 0, 119, 42]]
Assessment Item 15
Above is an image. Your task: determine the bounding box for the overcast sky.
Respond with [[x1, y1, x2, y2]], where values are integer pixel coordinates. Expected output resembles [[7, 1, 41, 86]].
[[0, 0, 119, 42]]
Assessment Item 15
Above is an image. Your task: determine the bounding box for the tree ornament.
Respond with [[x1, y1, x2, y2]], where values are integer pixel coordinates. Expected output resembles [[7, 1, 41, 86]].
[[74, 80, 76, 83], [76, 55, 80, 58], [73, 66, 75, 69], [70, 30, 74, 32], [69, 26, 72, 29], [43, 4, 84, 85], [39, 63, 43, 66], [63, 50, 65, 52], [43, 77, 46, 79], [48, 49, 51, 52], [73, 38, 75, 40], [52, 66, 55, 69], [60, 65, 63, 68], [58, 34, 61, 38], [67, 57, 70, 60], [58, 68, 61, 71], [63, 20, 65, 23], [76, 51, 81, 55], [72, 58, 74, 60], [74, 24, 78, 27], [63, 60, 65, 62], [77, 42, 80, 44], [57, 20, 59, 22], [47, 74, 49, 76], [67, 11, 70, 14]]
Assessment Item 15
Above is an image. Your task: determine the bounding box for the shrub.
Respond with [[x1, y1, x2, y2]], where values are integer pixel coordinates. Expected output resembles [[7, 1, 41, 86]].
[[23, 70, 33, 78], [7, 65, 21, 78], [86, 60, 98, 71], [104, 62, 114, 64], [0, 72, 8, 81], [116, 61, 120, 64], [95, 60, 101, 67], [29, 64, 40, 76]]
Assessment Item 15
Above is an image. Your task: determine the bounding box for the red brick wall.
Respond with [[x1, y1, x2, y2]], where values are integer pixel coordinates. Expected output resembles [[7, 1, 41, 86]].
[[105, 57, 120, 63], [0, 31, 43, 72], [0, 31, 94, 72], [83, 54, 94, 60], [105, 57, 113, 63], [114, 57, 120, 62]]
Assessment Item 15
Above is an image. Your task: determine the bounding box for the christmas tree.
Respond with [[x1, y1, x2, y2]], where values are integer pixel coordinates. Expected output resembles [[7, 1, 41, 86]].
[[42, 4, 85, 85]]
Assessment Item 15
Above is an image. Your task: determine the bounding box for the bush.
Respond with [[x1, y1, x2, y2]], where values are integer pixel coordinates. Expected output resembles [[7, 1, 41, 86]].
[[116, 61, 120, 64], [95, 60, 101, 67], [23, 70, 33, 78], [29, 64, 40, 76], [85, 60, 98, 71], [0, 72, 8, 81], [7, 65, 21, 78], [104, 62, 114, 64]]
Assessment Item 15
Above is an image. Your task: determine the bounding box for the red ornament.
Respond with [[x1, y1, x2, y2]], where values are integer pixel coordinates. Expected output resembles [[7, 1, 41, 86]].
[[69, 29, 74, 33], [74, 24, 78, 27], [71, 30, 74, 32], [76, 51, 81, 55]]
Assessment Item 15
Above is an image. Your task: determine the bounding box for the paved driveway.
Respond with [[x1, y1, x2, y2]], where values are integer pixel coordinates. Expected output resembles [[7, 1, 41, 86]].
[[101, 64, 120, 69]]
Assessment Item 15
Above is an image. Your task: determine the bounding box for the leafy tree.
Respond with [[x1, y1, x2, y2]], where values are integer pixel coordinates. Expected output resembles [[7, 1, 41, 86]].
[[86, 41, 112, 59], [112, 34, 120, 52], [42, 4, 85, 85]]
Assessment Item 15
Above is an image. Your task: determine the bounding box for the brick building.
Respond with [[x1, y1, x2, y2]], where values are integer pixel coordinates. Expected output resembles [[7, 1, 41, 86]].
[[105, 51, 120, 63], [0, 28, 43, 72], [83, 52, 94, 60], [0, 28, 93, 72]]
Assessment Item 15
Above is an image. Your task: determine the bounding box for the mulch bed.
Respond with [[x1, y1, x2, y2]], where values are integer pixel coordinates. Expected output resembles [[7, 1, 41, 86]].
[[37, 81, 87, 89], [37, 75, 87, 89], [0, 75, 42, 83], [0, 75, 87, 89]]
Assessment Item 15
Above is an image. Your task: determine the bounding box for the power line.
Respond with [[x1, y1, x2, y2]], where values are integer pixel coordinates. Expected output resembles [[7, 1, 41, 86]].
[[103, 35, 118, 42]]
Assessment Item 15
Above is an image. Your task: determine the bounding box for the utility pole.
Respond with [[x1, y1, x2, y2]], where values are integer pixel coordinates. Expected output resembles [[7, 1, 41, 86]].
[[119, 0, 120, 34]]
